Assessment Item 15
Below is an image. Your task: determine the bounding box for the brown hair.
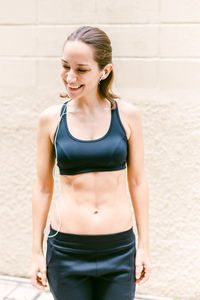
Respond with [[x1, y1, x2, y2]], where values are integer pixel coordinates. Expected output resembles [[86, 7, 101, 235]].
[[59, 26, 120, 110]]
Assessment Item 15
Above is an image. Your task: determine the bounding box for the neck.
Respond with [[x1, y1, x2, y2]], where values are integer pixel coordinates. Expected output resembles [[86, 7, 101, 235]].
[[69, 97, 110, 113]]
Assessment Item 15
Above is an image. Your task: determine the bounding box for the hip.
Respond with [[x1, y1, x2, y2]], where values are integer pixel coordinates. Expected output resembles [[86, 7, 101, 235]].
[[47, 223, 136, 255]]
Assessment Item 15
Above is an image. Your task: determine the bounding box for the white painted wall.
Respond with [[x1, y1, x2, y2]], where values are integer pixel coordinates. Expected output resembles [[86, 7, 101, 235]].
[[0, 1, 199, 299]]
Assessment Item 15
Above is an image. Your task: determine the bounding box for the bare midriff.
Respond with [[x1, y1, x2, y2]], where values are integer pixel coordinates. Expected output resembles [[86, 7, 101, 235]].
[[50, 168, 133, 235]]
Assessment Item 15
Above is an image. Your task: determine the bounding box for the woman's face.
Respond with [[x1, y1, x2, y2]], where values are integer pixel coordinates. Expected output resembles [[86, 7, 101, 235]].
[[61, 40, 104, 100]]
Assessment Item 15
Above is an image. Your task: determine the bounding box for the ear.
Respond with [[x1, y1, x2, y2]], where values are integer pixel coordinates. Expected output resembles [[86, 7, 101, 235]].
[[104, 63, 113, 78]]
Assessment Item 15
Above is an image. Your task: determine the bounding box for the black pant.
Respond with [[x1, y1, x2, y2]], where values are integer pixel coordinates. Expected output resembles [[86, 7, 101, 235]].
[[46, 224, 136, 300]]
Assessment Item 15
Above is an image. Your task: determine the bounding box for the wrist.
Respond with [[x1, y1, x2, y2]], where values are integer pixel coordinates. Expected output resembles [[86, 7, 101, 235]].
[[137, 240, 149, 251], [32, 246, 43, 256]]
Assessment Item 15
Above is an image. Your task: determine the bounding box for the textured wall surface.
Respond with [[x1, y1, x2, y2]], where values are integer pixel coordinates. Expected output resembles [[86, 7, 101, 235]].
[[0, 1, 200, 299]]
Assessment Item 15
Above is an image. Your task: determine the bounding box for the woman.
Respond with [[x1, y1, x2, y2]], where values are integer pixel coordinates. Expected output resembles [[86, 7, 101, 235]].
[[29, 25, 152, 300]]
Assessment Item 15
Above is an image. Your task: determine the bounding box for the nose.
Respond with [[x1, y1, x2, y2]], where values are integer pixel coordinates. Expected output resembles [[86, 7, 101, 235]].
[[65, 69, 77, 84]]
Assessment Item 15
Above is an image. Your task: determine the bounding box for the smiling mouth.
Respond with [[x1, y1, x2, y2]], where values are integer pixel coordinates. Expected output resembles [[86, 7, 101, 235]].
[[68, 84, 84, 91]]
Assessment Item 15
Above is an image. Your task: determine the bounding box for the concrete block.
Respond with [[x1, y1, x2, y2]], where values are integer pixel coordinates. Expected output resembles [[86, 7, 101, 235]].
[[6, 283, 40, 299], [160, 0, 200, 23], [159, 60, 200, 91], [36, 26, 77, 57], [160, 25, 200, 57], [38, 0, 97, 24], [37, 291, 54, 299], [36, 25, 158, 58], [38, 0, 159, 24], [96, 0, 159, 23], [100, 25, 159, 57], [113, 58, 158, 90], [0, 58, 36, 87], [0, 280, 18, 298], [0, 0, 36, 24], [0, 26, 37, 56], [37, 58, 63, 88]]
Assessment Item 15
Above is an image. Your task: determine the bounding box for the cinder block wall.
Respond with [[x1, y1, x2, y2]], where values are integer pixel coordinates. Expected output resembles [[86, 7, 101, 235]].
[[0, 1, 199, 299]]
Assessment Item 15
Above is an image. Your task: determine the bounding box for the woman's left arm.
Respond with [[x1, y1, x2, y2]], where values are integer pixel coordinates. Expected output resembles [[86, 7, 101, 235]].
[[126, 105, 152, 286]]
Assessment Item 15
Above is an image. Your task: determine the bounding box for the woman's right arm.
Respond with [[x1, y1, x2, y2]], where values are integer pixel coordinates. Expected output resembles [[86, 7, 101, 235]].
[[29, 108, 56, 290]]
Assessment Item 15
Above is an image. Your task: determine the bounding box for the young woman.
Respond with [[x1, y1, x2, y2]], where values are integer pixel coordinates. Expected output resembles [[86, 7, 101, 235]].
[[29, 25, 152, 300]]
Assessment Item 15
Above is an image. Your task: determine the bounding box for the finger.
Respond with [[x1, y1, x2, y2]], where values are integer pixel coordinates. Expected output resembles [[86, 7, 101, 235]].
[[30, 275, 46, 290], [145, 265, 152, 275], [146, 264, 152, 270], [135, 269, 144, 284], [37, 271, 47, 287], [137, 265, 152, 285], [30, 270, 47, 290], [41, 269, 47, 287], [135, 264, 144, 279], [143, 264, 152, 276], [137, 273, 149, 285]]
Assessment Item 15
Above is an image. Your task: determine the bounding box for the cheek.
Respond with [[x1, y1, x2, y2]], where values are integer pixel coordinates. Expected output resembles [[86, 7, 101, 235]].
[[86, 74, 98, 84], [61, 69, 67, 78]]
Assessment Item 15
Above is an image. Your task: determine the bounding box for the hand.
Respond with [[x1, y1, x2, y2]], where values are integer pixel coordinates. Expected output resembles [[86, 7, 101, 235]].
[[135, 247, 152, 286], [29, 253, 48, 290]]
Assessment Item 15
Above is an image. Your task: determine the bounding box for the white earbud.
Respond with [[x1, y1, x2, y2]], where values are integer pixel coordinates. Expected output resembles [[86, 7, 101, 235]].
[[99, 70, 106, 84], [100, 70, 106, 80]]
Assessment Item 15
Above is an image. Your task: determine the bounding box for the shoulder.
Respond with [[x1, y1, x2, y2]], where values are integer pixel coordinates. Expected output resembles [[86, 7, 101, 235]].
[[38, 103, 64, 121], [115, 99, 142, 134], [37, 104, 65, 142], [38, 103, 64, 127], [113, 99, 142, 141], [116, 99, 141, 119]]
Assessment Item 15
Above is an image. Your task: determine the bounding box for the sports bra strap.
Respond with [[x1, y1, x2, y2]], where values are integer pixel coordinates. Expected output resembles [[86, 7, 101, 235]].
[[60, 101, 67, 116]]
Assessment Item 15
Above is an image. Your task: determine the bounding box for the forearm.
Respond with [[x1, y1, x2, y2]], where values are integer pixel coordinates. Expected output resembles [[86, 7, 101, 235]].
[[130, 181, 149, 251], [32, 179, 53, 255]]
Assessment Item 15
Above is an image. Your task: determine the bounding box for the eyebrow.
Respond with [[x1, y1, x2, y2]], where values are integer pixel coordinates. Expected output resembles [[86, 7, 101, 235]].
[[61, 59, 90, 66]]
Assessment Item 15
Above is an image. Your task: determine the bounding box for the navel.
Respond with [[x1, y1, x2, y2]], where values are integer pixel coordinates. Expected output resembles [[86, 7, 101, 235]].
[[93, 209, 99, 214]]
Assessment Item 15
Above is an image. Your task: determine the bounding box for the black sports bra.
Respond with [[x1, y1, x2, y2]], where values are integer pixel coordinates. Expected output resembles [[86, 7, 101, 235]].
[[54, 99, 128, 175]]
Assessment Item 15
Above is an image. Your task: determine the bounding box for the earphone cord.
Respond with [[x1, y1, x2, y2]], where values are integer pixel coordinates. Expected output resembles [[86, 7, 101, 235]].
[[45, 102, 68, 239]]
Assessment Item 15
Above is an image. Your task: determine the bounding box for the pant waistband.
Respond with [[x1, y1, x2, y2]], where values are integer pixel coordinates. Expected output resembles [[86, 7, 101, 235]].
[[48, 224, 135, 251]]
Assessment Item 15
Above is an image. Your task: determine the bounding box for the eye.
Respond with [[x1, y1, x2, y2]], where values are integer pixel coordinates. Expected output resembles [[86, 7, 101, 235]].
[[63, 65, 69, 69], [62, 66, 87, 73]]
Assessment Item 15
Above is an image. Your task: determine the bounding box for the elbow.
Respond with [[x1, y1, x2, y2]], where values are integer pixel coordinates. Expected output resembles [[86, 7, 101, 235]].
[[128, 170, 148, 187], [34, 175, 54, 195]]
